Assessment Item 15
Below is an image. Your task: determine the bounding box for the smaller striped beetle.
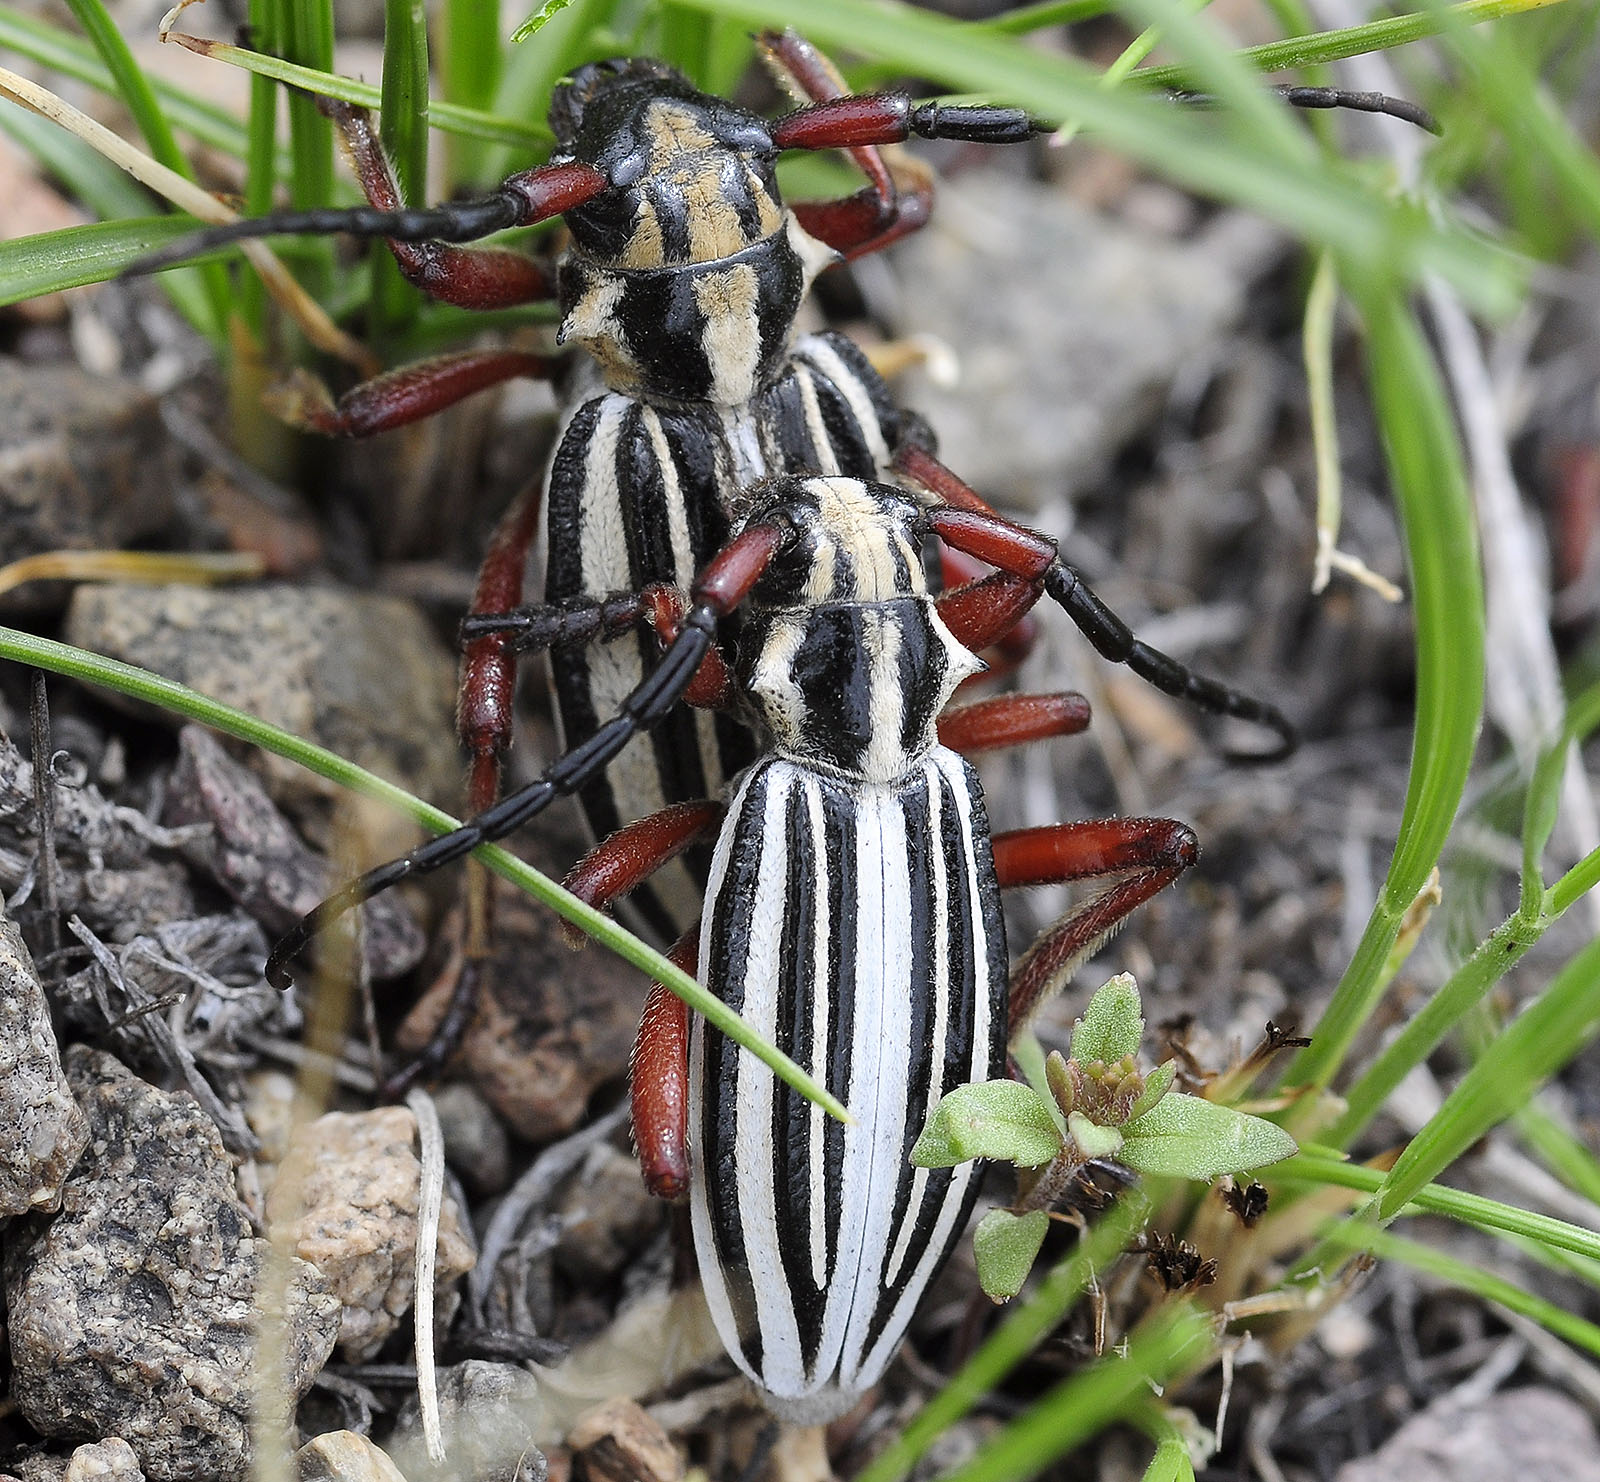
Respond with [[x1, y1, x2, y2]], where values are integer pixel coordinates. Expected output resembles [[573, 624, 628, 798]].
[[268, 472, 1207, 1418]]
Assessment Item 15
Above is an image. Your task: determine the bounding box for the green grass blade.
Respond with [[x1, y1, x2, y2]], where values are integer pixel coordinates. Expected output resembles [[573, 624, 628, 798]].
[[481, 0, 613, 183], [855, 1195, 1150, 1482], [180, 35, 549, 149], [1131, 0, 1567, 84], [1513, 1102, 1600, 1209], [1288, 286, 1486, 1093], [665, 0, 1518, 315], [939, 1306, 1213, 1482], [1378, 934, 1600, 1219], [440, 0, 504, 186], [1319, 1221, 1600, 1358], [0, 216, 220, 305], [371, 0, 429, 334], [0, 85, 152, 217], [1277, 1150, 1600, 1265], [1327, 913, 1537, 1146], [983, 0, 1109, 31], [1433, 0, 1600, 244], [61, 0, 230, 336], [283, 0, 337, 296], [0, 3, 261, 163], [0, 626, 848, 1127]]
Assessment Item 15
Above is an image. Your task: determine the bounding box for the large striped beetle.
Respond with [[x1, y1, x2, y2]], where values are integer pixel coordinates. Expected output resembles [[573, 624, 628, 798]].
[[139, 31, 1427, 970], [144, 29, 1429, 1416], [271, 471, 1203, 1419]]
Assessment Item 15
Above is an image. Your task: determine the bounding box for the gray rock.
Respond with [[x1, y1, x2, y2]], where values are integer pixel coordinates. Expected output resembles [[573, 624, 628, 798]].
[[0, 362, 176, 612], [265, 1107, 476, 1364], [0, 902, 88, 1216], [892, 175, 1280, 507], [0, 735, 198, 941], [389, 1362, 546, 1482], [163, 726, 424, 981], [4, 1048, 340, 1481], [396, 881, 641, 1144], [430, 1082, 512, 1197], [1336, 1386, 1600, 1482], [64, 584, 459, 831], [553, 1144, 663, 1284]]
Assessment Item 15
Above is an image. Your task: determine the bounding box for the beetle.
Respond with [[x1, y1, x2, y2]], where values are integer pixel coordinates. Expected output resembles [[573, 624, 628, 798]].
[[270, 471, 1203, 1418], [138, 33, 1426, 939], [148, 34, 1432, 1101]]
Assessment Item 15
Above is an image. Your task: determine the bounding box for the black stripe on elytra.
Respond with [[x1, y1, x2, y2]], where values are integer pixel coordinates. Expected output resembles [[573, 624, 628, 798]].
[[762, 368, 824, 476], [773, 774, 826, 1368], [819, 773, 857, 1284], [808, 330, 904, 457], [964, 765, 1010, 1081], [545, 399, 625, 850]]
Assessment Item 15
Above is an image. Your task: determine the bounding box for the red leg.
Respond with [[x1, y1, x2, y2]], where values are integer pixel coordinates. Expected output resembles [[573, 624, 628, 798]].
[[326, 100, 558, 309], [265, 349, 558, 437], [995, 820, 1199, 1034], [927, 503, 1297, 760], [937, 692, 1091, 755], [935, 563, 1043, 683], [633, 934, 697, 1199], [562, 801, 726, 917], [562, 802, 725, 1200], [759, 29, 934, 261]]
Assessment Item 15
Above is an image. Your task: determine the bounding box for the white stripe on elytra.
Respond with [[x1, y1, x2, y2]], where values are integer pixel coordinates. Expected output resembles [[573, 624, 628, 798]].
[[644, 408, 726, 805], [796, 334, 892, 470], [803, 774, 832, 1295], [579, 400, 671, 856], [839, 782, 914, 1382], [882, 764, 948, 1288], [850, 752, 991, 1391], [794, 366, 840, 475], [733, 767, 807, 1395]]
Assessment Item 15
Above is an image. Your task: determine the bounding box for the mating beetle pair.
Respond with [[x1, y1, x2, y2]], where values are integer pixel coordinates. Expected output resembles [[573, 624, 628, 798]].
[[147, 31, 1427, 1419]]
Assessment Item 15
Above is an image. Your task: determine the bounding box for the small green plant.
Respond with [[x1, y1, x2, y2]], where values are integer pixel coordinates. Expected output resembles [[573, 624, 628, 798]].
[[914, 975, 1297, 1300]]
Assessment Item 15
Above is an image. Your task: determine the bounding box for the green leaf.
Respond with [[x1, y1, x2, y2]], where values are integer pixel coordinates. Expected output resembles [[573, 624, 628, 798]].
[[1068, 1111, 1125, 1162], [1127, 1060, 1177, 1122], [1071, 972, 1144, 1064], [513, 0, 579, 44], [912, 1080, 1064, 1169], [1120, 1094, 1298, 1181], [0, 217, 219, 306], [974, 1209, 1051, 1301], [1142, 1434, 1197, 1482]]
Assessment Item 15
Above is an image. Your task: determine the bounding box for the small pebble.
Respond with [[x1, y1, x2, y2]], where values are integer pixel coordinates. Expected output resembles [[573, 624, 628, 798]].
[[567, 1398, 682, 1482], [294, 1431, 409, 1482], [266, 1106, 476, 1363], [431, 1083, 513, 1197]]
